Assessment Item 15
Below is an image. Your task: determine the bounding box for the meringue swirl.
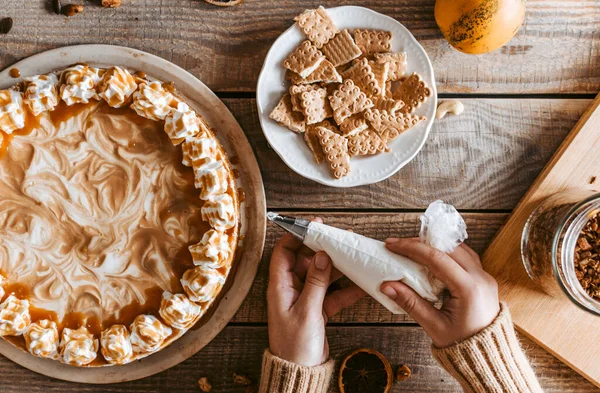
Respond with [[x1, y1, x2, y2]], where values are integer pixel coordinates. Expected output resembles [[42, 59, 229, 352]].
[[131, 81, 175, 121], [193, 157, 230, 200], [60, 326, 98, 366], [100, 324, 133, 365], [129, 314, 172, 353], [181, 266, 226, 303], [164, 101, 200, 145], [24, 319, 59, 360], [24, 73, 60, 116], [97, 67, 138, 108], [159, 292, 202, 330], [201, 194, 237, 230], [60, 65, 103, 106], [0, 274, 5, 300], [0, 295, 31, 336], [189, 230, 232, 269], [0, 89, 25, 134], [181, 135, 218, 168]]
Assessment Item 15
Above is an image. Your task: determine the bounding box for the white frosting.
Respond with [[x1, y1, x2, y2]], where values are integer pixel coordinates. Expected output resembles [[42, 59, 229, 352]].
[[129, 315, 172, 353], [181, 266, 225, 303], [24, 73, 60, 116], [0, 295, 31, 336], [131, 81, 174, 121], [60, 65, 103, 106], [189, 230, 231, 269], [201, 193, 237, 231], [97, 66, 138, 108], [24, 319, 59, 360], [100, 324, 133, 365], [60, 326, 98, 366], [193, 157, 230, 200], [164, 101, 200, 145], [159, 292, 202, 330], [0, 274, 4, 300], [181, 136, 217, 168], [0, 89, 25, 134], [303, 222, 446, 314]]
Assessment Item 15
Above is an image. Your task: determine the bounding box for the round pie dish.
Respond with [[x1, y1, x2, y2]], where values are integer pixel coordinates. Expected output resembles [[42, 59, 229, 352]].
[[0, 45, 266, 383], [256, 6, 437, 188]]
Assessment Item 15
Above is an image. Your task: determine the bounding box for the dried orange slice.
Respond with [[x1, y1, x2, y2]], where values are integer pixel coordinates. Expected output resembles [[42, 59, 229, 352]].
[[338, 348, 394, 393]]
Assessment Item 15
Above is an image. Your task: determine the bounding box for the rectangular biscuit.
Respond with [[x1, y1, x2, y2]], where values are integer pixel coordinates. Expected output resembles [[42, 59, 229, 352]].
[[321, 29, 362, 67], [283, 40, 326, 78], [288, 59, 342, 85], [374, 52, 407, 81], [294, 6, 339, 48], [269, 94, 306, 133], [316, 126, 350, 179], [353, 29, 392, 55], [298, 87, 333, 125]]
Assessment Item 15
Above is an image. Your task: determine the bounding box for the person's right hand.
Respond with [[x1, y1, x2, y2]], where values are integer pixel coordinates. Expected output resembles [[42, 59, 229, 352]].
[[380, 238, 499, 348]]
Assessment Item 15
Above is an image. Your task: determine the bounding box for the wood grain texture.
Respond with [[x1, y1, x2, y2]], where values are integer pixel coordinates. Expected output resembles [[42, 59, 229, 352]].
[[232, 211, 507, 324], [0, 326, 596, 393], [484, 93, 600, 388], [0, 0, 598, 93], [224, 98, 591, 210]]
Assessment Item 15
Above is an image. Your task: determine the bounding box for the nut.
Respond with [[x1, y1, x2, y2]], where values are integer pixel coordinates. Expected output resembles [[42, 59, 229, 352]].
[[436, 100, 465, 119], [395, 364, 411, 381], [102, 0, 121, 7], [0, 17, 13, 35], [62, 4, 84, 17], [197, 377, 211, 392], [233, 372, 252, 386]]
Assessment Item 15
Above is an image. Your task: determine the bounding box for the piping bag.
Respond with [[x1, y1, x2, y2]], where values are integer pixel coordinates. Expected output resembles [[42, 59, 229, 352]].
[[268, 201, 468, 314]]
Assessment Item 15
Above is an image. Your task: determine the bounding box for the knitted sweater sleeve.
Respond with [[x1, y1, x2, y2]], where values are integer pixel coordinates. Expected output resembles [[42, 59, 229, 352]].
[[431, 303, 544, 393], [258, 350, 334, 393]]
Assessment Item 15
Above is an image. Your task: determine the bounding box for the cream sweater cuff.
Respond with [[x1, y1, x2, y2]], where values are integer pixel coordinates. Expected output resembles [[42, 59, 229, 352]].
[[258, 350, 334, 393], [431, 303, 543, 393]]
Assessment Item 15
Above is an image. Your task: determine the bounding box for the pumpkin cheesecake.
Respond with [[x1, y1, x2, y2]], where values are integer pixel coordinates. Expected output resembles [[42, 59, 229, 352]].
[[0, 65, 239, 366]]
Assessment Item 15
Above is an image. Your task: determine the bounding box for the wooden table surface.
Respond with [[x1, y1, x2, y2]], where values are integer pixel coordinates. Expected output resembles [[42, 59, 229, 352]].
[[1, 0, 599, 392]]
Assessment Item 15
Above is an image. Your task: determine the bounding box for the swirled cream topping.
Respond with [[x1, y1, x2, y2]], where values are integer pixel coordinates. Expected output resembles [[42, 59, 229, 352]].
[[181, 267, 226, 303], [97, 67, 138, 108], [0, 102, 210, 328], [0, 89, 25, 134], [0, 274, 5, 300], [24, 319, 59, 360], [131, 81, 175, 121], [201, 194, 237, 230], [193, 157, 230, 200], [159, 292, 202, 330], [24, 74, 60, 116], [100, 324, 133, 365], [129, 314, 172, 353], [189, 230, 232, 269], [60, 65, 103, 106], [181, 135, 217, 168], [60, 326, 98, 366], [165, 102, 200, 145], [0, 295, 31, 336]]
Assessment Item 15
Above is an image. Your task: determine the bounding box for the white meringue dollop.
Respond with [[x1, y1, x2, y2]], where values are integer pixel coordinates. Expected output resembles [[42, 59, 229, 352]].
[[201, 193, 237, 231], [24, 319, 60, 360], [60, 326, 99, 366], [129, 315, 172, 353], [189, 229, 232, 269], [60, 65, 103, 106], [0, 274, 5, 300], [0, 295, 31, 336], [97, 66, 139, 108], [193, 157, 230, 200], [181, 266, 226, 303], [130, 81, 175, 121], [159, 292, 202, 330], [164, 101, 201, 145], [0, 89, 25, 135], [181, 135, 218, 168], [24, 73, 60, 116], [100, 324, 133, 365]]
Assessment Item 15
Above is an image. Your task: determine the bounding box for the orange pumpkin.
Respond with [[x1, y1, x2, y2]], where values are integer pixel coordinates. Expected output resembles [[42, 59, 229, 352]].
[[434, 0, 526, 54]]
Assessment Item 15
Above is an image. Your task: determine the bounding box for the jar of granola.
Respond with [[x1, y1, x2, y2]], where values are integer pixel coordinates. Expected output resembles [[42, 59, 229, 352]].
[[521, 189, 600, 316]]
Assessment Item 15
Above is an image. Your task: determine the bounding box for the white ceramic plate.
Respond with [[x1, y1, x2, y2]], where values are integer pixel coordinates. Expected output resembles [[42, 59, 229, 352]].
[[257, 6, 437, 188], [0, 45, 266, 383]]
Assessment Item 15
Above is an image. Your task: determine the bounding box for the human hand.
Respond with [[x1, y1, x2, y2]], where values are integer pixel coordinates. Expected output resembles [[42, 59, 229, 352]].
[[380, 238, 499, 348], [267, 219, 366, 367]]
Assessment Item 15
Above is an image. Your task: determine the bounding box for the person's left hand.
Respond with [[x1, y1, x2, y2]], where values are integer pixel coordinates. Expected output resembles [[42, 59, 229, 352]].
[[267, 219, 366, 367]]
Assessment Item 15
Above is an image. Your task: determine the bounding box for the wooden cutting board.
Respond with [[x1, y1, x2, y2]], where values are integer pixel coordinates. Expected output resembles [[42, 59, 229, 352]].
[[483, 92, 600, 388]]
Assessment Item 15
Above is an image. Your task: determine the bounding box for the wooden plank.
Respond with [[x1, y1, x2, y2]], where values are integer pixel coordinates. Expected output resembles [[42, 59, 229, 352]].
[[233, 212, 507, 324], [0, 325, 595, 392], [483, 93, 600, 387], [224, 98, 591, 210], [0, 1, 598, 93]]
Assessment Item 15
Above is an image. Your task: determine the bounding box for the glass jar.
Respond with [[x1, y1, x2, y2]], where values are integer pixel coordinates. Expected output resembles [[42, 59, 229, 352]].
[[521, 189, 600, 316]]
